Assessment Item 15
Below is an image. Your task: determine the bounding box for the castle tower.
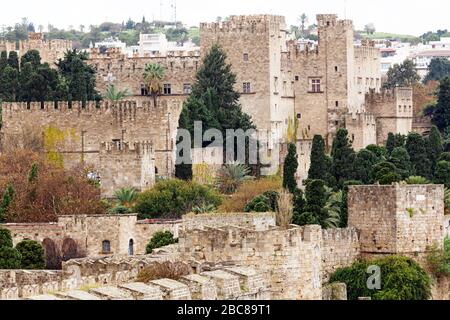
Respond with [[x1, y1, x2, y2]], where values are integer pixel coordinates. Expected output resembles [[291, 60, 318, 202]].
[[200, 15, 294, 174]]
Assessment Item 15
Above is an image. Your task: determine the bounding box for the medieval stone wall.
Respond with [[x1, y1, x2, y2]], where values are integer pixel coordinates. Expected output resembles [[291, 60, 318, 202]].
[[0, 97, 183, 179], [345, 113, 377, 151], [348, 184, 445, 255]]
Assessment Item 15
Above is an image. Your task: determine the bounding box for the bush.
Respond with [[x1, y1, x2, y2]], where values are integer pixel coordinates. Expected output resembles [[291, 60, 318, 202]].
[[108, 205, 132, 215], [426, 238, 450, 278], [0, 228, 13, 248], [145, 231, 178, 254], [216, 163, 253, 194], [0, 246, 22, 269], [218, 176, 282, 213], [137, 261, 191, 282], [15, 240, 46, 270], [244, 191, 279, 213], [330, 256, 431, 300], [135, 179, 222, 219], [405, 176, 431, 185]]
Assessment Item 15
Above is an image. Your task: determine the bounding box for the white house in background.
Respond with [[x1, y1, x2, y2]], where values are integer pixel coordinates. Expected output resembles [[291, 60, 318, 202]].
[[412, 49, 450, 79], [138, 33, 199, 56], [94, 37, 127, 51], [429, 37, 450, 49]]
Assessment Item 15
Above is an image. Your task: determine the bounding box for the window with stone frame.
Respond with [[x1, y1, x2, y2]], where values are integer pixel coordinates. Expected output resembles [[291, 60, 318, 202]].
[[310, 78, 322, 93], [243, 53, 249, 61], [183, 84, 192, 95], [243, 82, 251, 93], [163, 84, 172, 95], [141, 84, 149, 96]]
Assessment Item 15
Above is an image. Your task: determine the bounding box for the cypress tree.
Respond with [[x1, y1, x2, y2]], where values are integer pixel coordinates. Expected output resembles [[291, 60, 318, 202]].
[[0, 184, 14, 223], [353, 149, 378, 184], [386, 133, 396, 156], [308, 135, 329, 181], [406, 132, 432, 179], [389, 147, 413, 179], [7, 51, 19, 70], [0, 51, 7, 73], [431, 77, 450, 131], [331, 129, 356, 189], [0, 66, 19, 102], [372, 162, 401, 185], [426, 126, 443, 175], [283, 143, 299, 193]]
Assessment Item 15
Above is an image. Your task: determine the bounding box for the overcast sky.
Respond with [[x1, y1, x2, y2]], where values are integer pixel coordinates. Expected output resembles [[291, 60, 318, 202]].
[[0, 0, 447, 36]]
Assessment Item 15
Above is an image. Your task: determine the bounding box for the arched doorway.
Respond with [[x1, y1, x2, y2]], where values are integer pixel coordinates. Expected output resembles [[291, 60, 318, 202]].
[[61, 238, 79, 262], [42, 238, 61, 270], [128, 239, 134, 256]]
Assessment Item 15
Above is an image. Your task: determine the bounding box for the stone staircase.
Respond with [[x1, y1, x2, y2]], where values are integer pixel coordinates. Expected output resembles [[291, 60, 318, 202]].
[[25, 267, 271, 300]]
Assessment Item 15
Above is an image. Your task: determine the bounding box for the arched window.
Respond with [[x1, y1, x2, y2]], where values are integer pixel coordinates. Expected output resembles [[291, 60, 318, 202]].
[[102, 240, 111, 254]]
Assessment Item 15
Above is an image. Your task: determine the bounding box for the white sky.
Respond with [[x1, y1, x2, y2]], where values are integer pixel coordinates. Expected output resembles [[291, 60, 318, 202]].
[[0, 0, 448, 36]]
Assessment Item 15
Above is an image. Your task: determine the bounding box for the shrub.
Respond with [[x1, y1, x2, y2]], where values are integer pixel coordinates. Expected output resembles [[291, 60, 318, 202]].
[[330, 256, 431, 300], [137, 261, 192, 283], [15, 240, 45, 270], [135, 179, 222, 219], [0, 228, 13, 248], [244, 191, 279, 213], [0, 246, 22, 269], [145, 231, 178, 254], [218, 176, 282, 213], [108, 205, 132, 215], [426, 238, 450, 278]]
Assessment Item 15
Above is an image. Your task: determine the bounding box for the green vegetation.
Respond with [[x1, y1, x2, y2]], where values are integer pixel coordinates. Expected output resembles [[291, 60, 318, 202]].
[[330, 256, 431, 300], [0, 228, 22, 269], [383, 60, 420, 89], [283, 143, 299, 193], [145, 231, 178, 254], [244, 191, 279, 213], [426, 238, 450, 278], [216, 163, 253, 195], [135, 179, 222, 219], [15, 240, 45, 270]]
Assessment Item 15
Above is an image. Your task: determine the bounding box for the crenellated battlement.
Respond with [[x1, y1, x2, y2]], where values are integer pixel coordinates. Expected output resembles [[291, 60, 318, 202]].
[[322, 227, 359, 243], [316, 14, 353, 28], [345, 112, 376, 125], [200, 15, 286, 34], [365, 87, 413, 105]]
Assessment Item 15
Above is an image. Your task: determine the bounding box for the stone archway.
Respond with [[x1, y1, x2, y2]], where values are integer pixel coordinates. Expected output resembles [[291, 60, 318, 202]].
[[42, 238, 61, 270], [61, 238, 79, 262]]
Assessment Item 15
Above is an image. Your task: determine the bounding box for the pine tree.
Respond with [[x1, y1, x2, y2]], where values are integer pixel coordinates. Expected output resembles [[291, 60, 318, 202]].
[[389, 147, 413, 179], [331, 129, 356, 189], [283, 143, 299, 193], [175, 45, 255, 179], [426, 126, 443, 175], [308, 135, 329, 181], [406, 132, 432, 179], [0, 185, 14, 223]]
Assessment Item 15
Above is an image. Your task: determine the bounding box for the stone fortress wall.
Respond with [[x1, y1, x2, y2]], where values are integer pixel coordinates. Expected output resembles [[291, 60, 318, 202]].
[[1, 184, 446, 300]]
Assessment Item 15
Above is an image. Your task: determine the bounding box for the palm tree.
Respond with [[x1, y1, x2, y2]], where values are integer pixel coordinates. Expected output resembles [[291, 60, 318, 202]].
[[216, 163, 254, 194], [114, 187, 139, 208], [104, 84, 130, 107], [143, 63, 166, 105], [323, 189, 343, 229], [299, 14, 308, 36]]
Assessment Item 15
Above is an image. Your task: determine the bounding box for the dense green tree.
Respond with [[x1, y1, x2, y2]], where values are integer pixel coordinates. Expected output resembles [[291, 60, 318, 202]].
[[384, 60, 420, 89], [145, 231, 177, 254], [390, 147, 413, 179], [56, 49, 100, 103], [439, 152, 450, 162], [331, 129, 356, 189], [0, 228, 13, 248], [0, 247, 22, 269], [295, 180, 327, 226], [20, 50, 42, 69], [283, 143, 299, 193], [0, 51, 7, 72], [0, 66, 19, 102], [308, 135, 330, 182], [406, 132, 432, 179], [434, 160, 450, 188], [365, 144, 387, 160], [372, 161, 401, 185], [15, 240, 45, 270], [424, 58, 450, 83], [353, 149, 378, 184], [175, 45, 254, 179], [430, 77, 450, 131], [427, 126, 443, 174], [386, 133, 396, 156], [7, 51, 19, 70]]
